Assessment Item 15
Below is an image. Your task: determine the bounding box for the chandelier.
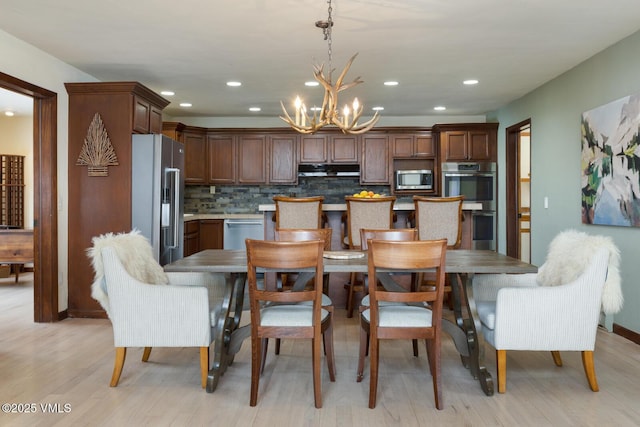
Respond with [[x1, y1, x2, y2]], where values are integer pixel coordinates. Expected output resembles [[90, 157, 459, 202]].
[[280, 0, 380, 135]]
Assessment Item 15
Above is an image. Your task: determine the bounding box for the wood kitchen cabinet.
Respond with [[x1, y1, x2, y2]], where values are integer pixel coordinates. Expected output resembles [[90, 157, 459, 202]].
[[299, 133, 359, 164], [199, 219, 223, 249], [65, 81, 169, 318], [133, 94, 163, 134], [237, 135, 267, 184], [184, 220, 200, 256], [330, 135, 359, 163], [435, 123, 498, 162], [361, 135, 390, 185], [269, 134, 297, 184], [391, 132, 435, 158], [163, 123, 208, 184], [207, 134, 236, 184]]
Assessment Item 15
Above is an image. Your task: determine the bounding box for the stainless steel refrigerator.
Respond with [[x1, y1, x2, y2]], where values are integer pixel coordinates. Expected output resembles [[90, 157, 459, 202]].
[[132, 134, 185, 265]]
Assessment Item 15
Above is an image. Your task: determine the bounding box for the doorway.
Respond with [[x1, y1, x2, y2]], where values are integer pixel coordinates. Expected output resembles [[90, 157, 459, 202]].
[[0, 71, 58, 322], [505, 120, 531, 261]]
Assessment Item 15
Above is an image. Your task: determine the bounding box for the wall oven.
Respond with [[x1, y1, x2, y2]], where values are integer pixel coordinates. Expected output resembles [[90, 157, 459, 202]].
[[442, 162, 496, 250]]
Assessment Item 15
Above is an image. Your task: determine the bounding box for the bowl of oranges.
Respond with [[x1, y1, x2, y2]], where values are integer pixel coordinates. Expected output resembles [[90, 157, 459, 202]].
[[351, 190, 383, 198]]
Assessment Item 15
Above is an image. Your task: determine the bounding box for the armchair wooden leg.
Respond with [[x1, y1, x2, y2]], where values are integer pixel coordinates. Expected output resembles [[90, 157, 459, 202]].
[[582, 351, 599, 392], [496, 349, 507, 393], [551, 351, 563, 366], [323, 317, 337, 382], [142, 347, 152, 362], [110, 347, 126, 387], [200, 347, 209, 388]]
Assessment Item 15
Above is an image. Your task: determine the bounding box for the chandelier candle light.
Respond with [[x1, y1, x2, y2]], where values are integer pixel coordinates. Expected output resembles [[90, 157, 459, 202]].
[[280, 0, 380, 134]]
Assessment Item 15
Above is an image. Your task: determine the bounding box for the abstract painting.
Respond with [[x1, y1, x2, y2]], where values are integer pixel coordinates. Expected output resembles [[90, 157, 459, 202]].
[[581, 94, 640, 226]]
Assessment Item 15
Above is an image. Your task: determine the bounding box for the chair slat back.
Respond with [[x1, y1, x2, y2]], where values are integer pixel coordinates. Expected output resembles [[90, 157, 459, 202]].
[[367, 239, 447, 309], [413, 196, 464, 248], [246, 239, 324, 307], [275, 228, 332, 250], [360, 228, 417, 251]]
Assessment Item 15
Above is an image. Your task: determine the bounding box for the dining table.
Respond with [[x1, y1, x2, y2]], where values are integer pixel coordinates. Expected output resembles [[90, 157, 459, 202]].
[[164, 248, 537, 394]]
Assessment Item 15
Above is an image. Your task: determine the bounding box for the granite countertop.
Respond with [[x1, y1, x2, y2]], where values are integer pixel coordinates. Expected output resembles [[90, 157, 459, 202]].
[[258, 202, 483, 212]]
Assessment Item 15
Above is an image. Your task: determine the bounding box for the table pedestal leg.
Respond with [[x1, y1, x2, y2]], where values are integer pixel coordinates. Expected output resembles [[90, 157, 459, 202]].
[[447, 272, 494, 396], [206, 273, 249, 393]]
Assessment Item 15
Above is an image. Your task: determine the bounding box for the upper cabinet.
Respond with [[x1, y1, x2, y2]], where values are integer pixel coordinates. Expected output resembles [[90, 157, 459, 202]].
[[163, 123, 208, 184], [391, 132, 435, 158], [299, 133, 360, 164], [269, 135, 297, 184], [237, 134, 267, 184], [207, 134, 236, 185], [435, 123, 498, 162], [133, 95, 164, 134], [361, 135, 390, 185]]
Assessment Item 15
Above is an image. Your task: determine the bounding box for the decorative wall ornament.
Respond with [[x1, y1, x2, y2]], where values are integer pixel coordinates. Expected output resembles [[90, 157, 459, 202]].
[[581, 93, 640, 226], [76, 112, 119, 176]]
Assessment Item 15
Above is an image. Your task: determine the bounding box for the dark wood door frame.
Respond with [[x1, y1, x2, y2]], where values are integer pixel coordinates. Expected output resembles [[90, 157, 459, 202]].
[[505, 119, 530, 259], [1, 71, 59, 322]]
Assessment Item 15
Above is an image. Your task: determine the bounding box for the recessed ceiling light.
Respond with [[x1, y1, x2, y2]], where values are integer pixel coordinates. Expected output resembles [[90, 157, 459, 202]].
[[5, 111, 15, 117], [249, 107, 261, 112], [372, 106, 384, 111], [160, 91, 175, 96], [305, 81, 319, 87], [309, 106, 322, 112], [434, 106, 446, 111], [179, 103, 192, 107], [383, 81, 399, 86], [226, 81, 242, 87], [463, 79, 479, 85]]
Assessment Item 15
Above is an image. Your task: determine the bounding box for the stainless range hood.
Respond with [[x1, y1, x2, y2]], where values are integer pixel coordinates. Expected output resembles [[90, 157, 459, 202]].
[[298, 163, 360, 177]]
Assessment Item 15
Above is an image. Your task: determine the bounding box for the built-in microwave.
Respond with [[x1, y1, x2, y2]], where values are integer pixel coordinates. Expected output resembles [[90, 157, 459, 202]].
[[395, 169, 433, 191]]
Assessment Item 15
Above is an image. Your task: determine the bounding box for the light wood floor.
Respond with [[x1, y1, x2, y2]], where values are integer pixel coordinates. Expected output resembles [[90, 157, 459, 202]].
[[1, 274, 640, 426]]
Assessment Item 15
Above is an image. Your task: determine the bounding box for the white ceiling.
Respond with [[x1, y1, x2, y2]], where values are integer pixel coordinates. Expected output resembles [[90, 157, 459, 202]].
[[2, 0, 640, 120]]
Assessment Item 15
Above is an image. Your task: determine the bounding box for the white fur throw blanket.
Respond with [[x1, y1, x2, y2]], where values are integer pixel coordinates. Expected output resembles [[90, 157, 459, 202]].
[[537, 229, 623, 314], [87, 229, 168, 317]]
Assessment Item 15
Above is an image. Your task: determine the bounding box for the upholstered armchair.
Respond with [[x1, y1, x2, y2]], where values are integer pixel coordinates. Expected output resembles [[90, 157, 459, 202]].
[[88, 230, 226, 388], [472, 230, 622, 393]]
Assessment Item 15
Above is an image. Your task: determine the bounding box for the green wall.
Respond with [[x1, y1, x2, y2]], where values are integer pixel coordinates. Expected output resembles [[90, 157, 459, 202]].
[[490, 29, 640, 334]]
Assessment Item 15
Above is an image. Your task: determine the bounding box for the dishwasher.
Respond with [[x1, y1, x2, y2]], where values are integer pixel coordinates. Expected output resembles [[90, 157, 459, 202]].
[[223, 218, 264, 250]]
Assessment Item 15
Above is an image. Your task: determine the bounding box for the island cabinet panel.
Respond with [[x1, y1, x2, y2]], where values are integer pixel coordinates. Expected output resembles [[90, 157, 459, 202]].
[[435, 123, 498, 162], [269, 135, 297, 184], [299, 135, 327, 163], [237, 135, 267, 184], [361, 135, 390, 185], [330, 135, 360, 163], [207, 134, 236, 184]]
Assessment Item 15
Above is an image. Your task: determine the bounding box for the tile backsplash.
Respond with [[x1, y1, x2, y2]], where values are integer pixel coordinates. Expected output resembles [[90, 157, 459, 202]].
[[184, 177, 407, 214]]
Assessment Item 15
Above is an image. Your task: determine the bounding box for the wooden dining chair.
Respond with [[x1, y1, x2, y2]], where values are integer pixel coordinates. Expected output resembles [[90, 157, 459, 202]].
[[267, 228, 333, 359], [245, 238, 336, 408], [358, 238, 448, 410], [343, 195, 396, 317], [356, 228, 420, 360], [412, 195, 464, 308], [273, 195, 326, 229]]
